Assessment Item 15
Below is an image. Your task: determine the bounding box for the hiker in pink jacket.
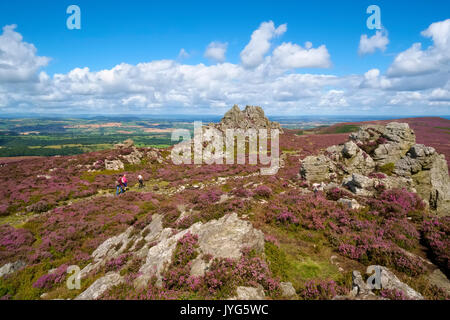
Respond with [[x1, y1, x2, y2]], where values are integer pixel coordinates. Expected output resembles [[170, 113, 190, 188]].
[[121, 174, 128, 190]]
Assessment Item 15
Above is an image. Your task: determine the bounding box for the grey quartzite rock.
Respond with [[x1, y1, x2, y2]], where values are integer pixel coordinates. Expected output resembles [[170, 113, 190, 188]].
[[0, 260, 26, 278], [75, 272, 123, 300]]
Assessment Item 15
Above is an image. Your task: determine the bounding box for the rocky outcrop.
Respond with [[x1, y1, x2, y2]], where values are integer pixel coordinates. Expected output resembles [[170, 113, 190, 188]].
[[300, 122, 449, 215], [395, 144, 450, 214], [104, 159, 124, 171], [299, 154, 334, 182], [114, 139, 135, 149], [75, 272, 123, 300], [376, 266, 424, 300], [342, 173, 415, 196], [212, 105, 283, 133], [334, 266, 423, 300], [135, 213, 265, 288], [300, 141, 375, 183], [0, 260, 26, 278], [350, 122, 415, 166], [102, 146, 163, 171], [76, 213, 265, 298], [121, 148, 144, 165]]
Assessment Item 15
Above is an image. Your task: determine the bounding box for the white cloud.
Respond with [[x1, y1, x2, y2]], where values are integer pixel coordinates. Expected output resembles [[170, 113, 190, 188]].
[[0, 22, 449, 115], [240, 21, 287, 68], [358, 30, 389, 55], [319, 90, 348, 107], [204, 41, 228, 62], [272, 42, 331, 69], [388, 19, 450, 77], [0, 24, 50, 82]]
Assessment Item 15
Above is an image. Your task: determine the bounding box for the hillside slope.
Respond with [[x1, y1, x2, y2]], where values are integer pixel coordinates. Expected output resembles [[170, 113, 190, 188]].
[[0, 109, 449, 300]]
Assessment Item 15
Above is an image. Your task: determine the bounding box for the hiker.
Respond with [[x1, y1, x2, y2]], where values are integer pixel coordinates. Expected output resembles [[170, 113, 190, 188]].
[[138, 174, 144, 188], [121, 174, 128, 191], [116, 177, 124, 195], [312, 183, 320, 197]]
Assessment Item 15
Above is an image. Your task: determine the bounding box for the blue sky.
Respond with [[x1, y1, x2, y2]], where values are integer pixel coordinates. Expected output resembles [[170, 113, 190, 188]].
[[0, 0, 449, 115]]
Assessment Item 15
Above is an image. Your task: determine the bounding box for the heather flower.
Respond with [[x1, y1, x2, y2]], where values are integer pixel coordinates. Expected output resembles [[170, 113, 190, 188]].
[[298, 280, 347, 300], [254, 185, 273, 198]]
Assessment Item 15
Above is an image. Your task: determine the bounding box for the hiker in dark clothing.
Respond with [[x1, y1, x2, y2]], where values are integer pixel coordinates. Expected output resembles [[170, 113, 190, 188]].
[[138, 174, 144, 188]]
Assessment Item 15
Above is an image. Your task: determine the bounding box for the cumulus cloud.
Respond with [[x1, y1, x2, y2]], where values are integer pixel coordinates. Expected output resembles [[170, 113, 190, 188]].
[[0, 21, 449, 115], [240, 21, 287, 68], [388, 19, 450, 77], [358, 30, 389, 55], [0, 24, 50, 82], [272, 42, 331, 69], [204, 41, 228, 62]]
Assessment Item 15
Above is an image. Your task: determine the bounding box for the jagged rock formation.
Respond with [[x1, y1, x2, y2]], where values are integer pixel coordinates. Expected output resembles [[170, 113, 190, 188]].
[[212, 105, 283, 133], [76, 213, 265, 299], [394, 144, 450, 213], [350, 122, 416, 166], [104, 159, 124, 171], [334, 266, 424, 300], [300, 122, 450, 215], [99, 141, 163, 171]]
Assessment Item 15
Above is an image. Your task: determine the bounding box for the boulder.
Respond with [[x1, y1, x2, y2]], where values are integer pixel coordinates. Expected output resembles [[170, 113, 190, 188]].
[[75, 272, 123, 300], [105, 159, 124, 171], [280, 282, 297, 298], [229, 285, 266, 300], [337, 198, 361, 210], [121, 147, 144, 165], [343, 173, 374, 195], [394, 144, 450, 215], [376, 266, 424, 300], [335, 266, 423, 300], [342, 141, 359, 158], [0, 260, 26, 278], [300, 154, 334, 182]]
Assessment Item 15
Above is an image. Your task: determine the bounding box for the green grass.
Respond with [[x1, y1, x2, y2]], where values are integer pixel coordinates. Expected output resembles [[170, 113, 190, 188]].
[[328, 124, 360, 134], [265, 239, 344, 292], [378, 162, 395, 176]]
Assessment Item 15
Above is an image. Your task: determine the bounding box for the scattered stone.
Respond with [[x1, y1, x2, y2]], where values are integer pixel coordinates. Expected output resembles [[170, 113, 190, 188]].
[[280, 282, 297, 298], [229, 285, 266, 300], [337, 198, 361, 210]]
